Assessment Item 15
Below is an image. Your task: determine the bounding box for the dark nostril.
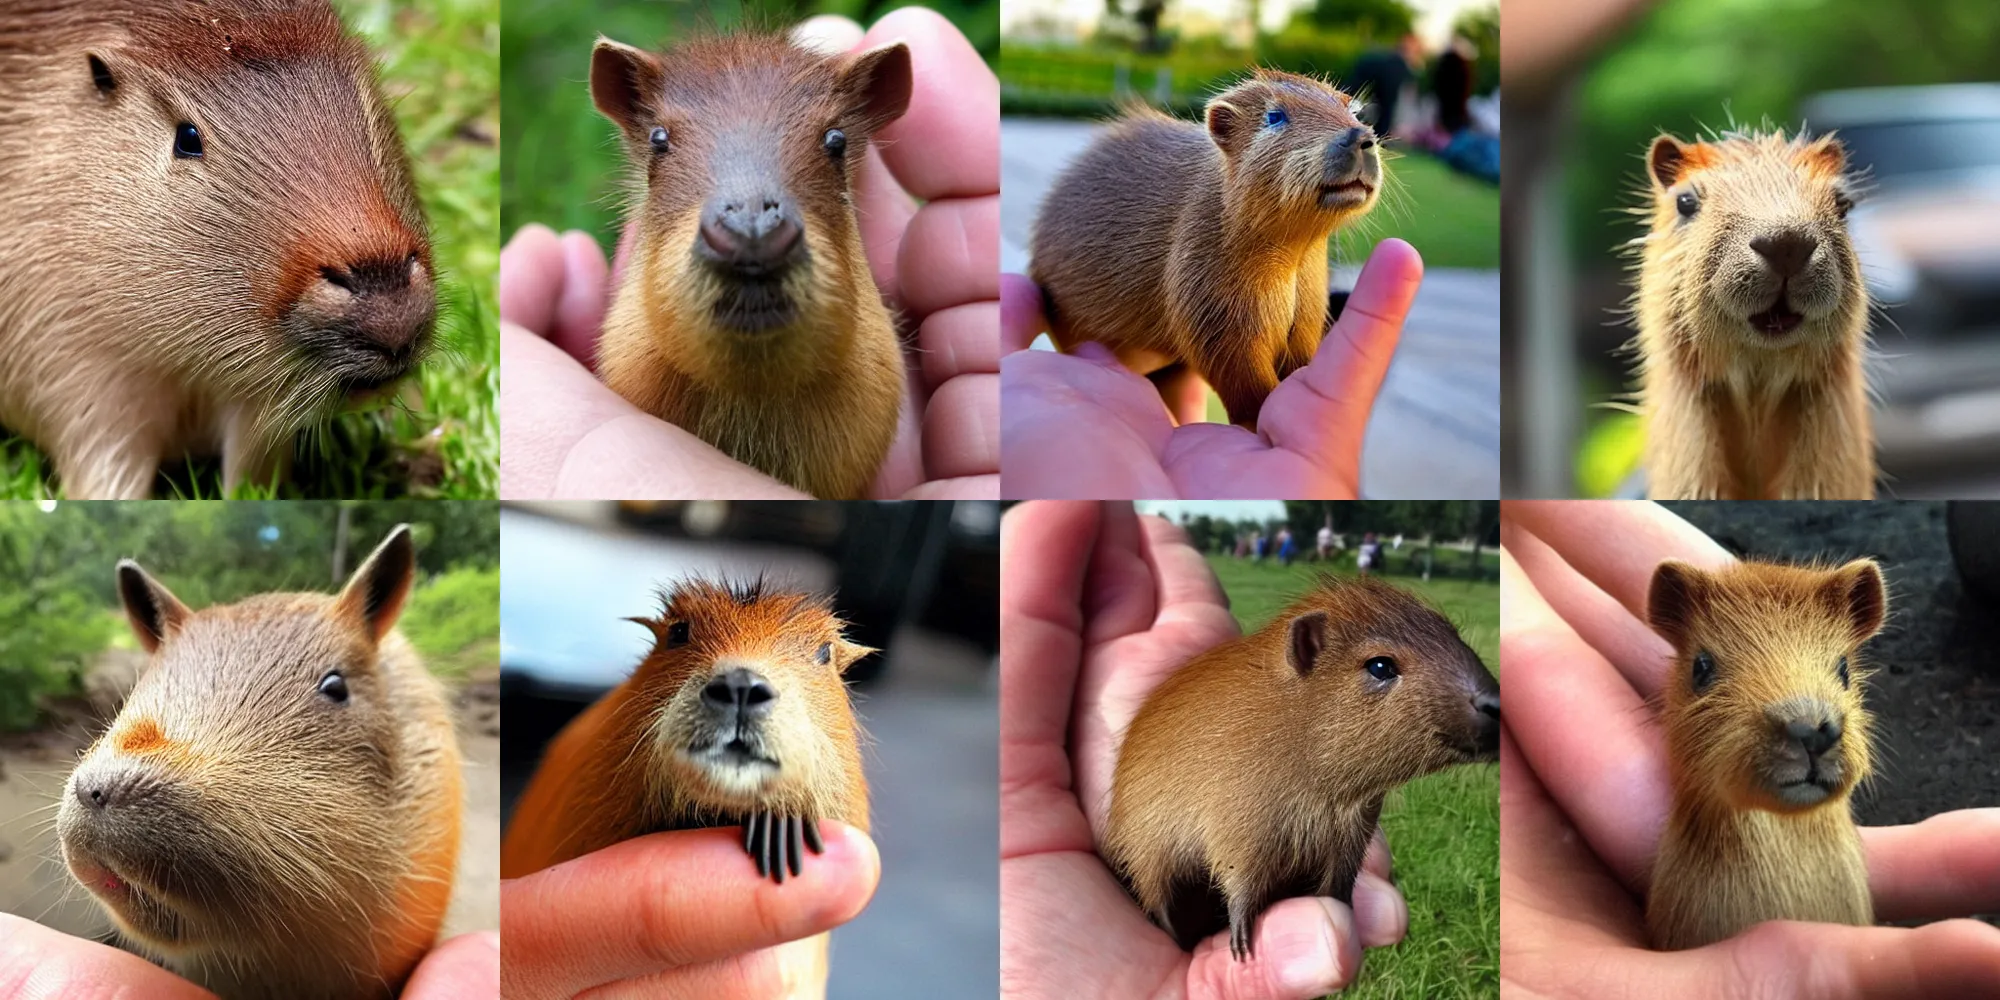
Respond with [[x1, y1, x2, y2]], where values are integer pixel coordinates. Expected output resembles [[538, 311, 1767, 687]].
[[703, 667, 779, 718], [1785, 717, 1841, 756], [1474, 692, 1500, 719], [321, 266, 354, 292], [1750, 231, 1819, 279]]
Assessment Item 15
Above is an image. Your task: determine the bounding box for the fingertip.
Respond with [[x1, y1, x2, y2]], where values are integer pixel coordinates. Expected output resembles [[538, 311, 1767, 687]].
[[1071, 341, 1117, 365], [999, 274, 1047, 353], [814, 820, 883, 921], [1189, 897, 1361, 998], [792, 13, 864, 53], [1351, 871, 1408, 948]]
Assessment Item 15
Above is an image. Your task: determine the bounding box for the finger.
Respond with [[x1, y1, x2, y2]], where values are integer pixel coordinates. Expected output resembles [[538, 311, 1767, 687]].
[[1082, 501, 1158, 647], [1500, 546, 1670, 892], [999, 501, 1102, 858], [403, 931, 500, 1000], [549, 231, 611, 371], [0, 913, 219, 1000], [1152, 366, 1212, 426], [922, 372, 998, 482], [791, 14, 864, 53], [576, 937, 825, 1000], [1136, 514, 1234, 627], [1000, 273, 1048, 355], [1184, 897, 1364, 1000], [1257, 239, 1422, 486], [1351, 871, 1409, 949], [499, 824, 877, 999], [899, 196, 1000, 320], [1499, 726, 1658, 955], [499, 323, 808, 500], [1698, 918, 2000, 999], [499, 223, 567, 335], [999, 349, 1178, 499], [853, 141, 919, 307], [860, 8, 998, 201], [1503, 515, 1672, 697], [1361, 826, 1393, 882], [1862, 808, 2000, 921], [919, 300, 1001, 388]]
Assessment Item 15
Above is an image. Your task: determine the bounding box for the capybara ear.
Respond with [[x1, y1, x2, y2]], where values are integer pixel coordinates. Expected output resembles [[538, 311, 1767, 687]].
[[337, 525, 416, 642], [1798, 135, 1848, 178], [1205, 98, 1244, 154], [1288, 610, 1328, 677], [835, 41, 911, 137], [117, 560, 189, 654], [1648, 560, 1709, 647], [1649, 135, 1691, 191], [590, 37, 667, 138], [829, 637, 877, 675], [1824, 559, 1886, 644]]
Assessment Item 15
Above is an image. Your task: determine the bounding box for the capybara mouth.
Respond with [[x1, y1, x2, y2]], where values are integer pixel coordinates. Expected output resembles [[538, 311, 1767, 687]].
[[708, 275, 801, 333], [65, 846, 187, 944], [1748, 301, 1805, 337], [1318, 178, 1375, 209]]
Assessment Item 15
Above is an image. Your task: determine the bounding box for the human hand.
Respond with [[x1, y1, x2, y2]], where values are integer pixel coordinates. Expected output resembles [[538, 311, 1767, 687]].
[[0, 914, 498, 999], [1001, 501, 1409, 999], [500, 823, 879, 999], [998, 240, 1419, 499], [1499, 500, 2000, 997], [498, 9, 996, 501]]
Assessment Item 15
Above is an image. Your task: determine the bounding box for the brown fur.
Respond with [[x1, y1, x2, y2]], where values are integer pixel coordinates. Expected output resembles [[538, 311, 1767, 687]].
[[1645, 559, 1880, 950], [1104, 575, 1498, 959], [0, 0, 434, 499], [56, 527, 461, 1000], [1632, 129, 1873, 499], [592, 32, 908, 499], [501, 578, 871, 877], [1029, 70, 1382, 428]]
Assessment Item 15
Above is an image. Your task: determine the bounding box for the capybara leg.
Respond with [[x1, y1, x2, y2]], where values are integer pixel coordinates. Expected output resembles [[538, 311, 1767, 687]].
[[1211, 368, 1280, 429], [57, 442, 159, 499]]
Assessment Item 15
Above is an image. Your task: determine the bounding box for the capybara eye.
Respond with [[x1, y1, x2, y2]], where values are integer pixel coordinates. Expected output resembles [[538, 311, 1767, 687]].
[[1363, 656, 1398, 681], [1833, 191, 1854, 218], [1676, 191, 1698, 218], [816, 642, 832, 665], [1691, 649, 1717, 692], [317, 671, 349, 703], [649, 126, 669, 154], [87, 54, 116, 95], [1836, 654, 1850, 688], [1264, 107, 1288, 128], [173, 122, 203, 159], [823, 128, 846, 160], [665, 620, 690, 648]]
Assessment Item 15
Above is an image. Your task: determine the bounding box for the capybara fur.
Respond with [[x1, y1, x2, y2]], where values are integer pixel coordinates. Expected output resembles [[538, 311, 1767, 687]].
[[591, 32, 908, 499], [1632, 129, 1873, 499], [501, 578, 871, 880], [1645, 558, 1880, 950], [1030, 70, 1383, 428], [1104, 575, 1499, 960], [0, 0, 436, 499], [56, 526, 461, 1000]]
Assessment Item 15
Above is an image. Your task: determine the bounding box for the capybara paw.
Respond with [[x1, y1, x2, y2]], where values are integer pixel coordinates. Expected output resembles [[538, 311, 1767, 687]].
[[742, 811, 822, 884]]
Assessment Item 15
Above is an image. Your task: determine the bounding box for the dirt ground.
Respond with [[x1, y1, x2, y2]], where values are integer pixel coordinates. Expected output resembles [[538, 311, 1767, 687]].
[[0, 666, 501, 945], [1662, 501, 2000, 924]]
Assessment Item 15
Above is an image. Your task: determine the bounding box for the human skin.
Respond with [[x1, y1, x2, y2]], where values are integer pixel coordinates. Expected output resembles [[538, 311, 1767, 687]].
[[499, 11, 997, 501], [1500, 499, 2000, 998], [998, 239, 1419, 500], [1001, 500, 1410, 999]]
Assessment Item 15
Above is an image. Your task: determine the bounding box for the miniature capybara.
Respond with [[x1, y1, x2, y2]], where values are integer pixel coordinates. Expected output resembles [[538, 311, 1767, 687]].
[[1632, 130, 1872, 499], [0, 0, 437, 499], [56, 525, 461, 1000], [591, 33, 908, 499], [1104, 575, 1499, 959], [1645, 558, 1879, 950], [1030, 71, 1384, 429]]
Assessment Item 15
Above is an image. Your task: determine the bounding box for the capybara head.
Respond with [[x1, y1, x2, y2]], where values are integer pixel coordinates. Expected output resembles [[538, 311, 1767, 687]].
[[1642, 131, 1863, 347], [1203, 70, 1382, 225], [48, 0, 434, 404], [591, 32, 909, 343], [57, 525, 419, 963], [1281, 576, 1500, 789], [1648, 559, 1882, 812], [625, 578, 871, 818]]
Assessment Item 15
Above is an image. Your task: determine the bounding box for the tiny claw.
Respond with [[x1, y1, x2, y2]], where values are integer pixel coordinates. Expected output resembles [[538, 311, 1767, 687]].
[[786, 815, 804, 878], [802, 816, 824, 855], [744, 813, 757, 856], [773, 816, 789, 885], [753, 812, 772, 879]]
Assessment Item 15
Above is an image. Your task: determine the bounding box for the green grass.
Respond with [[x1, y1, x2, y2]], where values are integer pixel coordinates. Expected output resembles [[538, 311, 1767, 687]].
[[0, 0, 498, 499], [401, 564, 500, 680], [1207, 556, 1500, 1000], [1355, 152, 1499, 271]]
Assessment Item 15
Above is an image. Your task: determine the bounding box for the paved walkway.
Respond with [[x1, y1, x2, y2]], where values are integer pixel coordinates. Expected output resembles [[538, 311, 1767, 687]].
[[1003, 117, 1500, 498]]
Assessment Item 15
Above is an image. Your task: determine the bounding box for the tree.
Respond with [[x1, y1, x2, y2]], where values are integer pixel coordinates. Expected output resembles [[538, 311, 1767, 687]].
[[1308, 0, 1414, 39]]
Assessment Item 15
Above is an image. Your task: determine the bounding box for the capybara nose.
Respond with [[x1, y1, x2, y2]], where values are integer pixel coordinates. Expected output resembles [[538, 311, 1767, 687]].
[[700, 198, 803, 273], [702, 667, 779, 720], [1474, 691, 1499, 720], [73, 764, 152, 812], [319, 254, 436, 359], [1783, 716, 1842, 757], [1751, 230, 1819, 280], [1333, 126, 1377, 152]]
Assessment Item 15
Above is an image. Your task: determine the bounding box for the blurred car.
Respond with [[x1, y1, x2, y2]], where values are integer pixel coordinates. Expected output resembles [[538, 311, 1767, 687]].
[[1804, 85, 2000, 486]]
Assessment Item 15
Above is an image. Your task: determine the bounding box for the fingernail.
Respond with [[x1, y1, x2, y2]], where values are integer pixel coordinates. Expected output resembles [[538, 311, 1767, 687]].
[[1352, 871, 1409, 947], [1273, 899, 1355, 994]]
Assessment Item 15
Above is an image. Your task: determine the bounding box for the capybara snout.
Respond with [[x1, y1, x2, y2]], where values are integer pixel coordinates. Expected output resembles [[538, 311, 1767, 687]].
[[291, 251, 437, 389]]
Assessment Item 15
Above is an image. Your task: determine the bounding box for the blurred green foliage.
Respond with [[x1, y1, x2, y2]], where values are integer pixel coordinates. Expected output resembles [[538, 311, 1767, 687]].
[[0, 501, 497, 732], [401, 564, 500, 679], [503, 0, 996, 250]]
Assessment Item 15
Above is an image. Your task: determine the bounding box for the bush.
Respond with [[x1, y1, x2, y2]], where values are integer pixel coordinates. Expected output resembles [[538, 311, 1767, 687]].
[[400, 565, 501, 680]]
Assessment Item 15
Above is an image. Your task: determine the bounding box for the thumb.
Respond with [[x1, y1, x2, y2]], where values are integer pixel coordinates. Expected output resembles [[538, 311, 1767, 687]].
[[402, 930, 500, 1000], [1184, 897, 1364, 1000], [1256, 238, 1422, 490], [1698, 919, 2000, 999], [0, 913, 218, 999]]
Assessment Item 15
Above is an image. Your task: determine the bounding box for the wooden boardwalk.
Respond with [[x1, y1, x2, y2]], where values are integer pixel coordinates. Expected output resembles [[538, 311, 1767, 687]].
[[1002, 117, 1500, 499]]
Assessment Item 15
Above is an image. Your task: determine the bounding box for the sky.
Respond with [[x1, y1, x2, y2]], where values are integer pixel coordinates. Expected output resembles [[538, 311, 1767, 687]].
[[1134, 501, 1287, 522], [1000, 0, 1488, 47]]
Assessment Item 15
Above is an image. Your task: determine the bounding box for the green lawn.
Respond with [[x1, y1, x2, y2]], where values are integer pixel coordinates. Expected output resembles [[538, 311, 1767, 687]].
[[1353, 150, 1500, 271], [0, 0, 498, 499], [1207, 556, 1500, 1000]]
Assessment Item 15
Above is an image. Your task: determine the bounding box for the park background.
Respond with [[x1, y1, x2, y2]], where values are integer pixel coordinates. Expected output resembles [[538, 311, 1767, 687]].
[[1002, 0, 1502, 498], [0, 501, 501, 949], [0, 0, 499, 501], [1504, 0, 2000, 499], [1135, 500, 1500, 1000]]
